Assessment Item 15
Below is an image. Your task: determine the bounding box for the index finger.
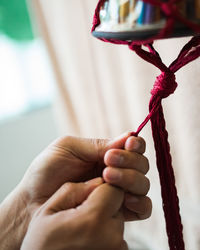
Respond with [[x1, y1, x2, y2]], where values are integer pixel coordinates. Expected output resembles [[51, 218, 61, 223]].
[[83, 183, 124, 218]]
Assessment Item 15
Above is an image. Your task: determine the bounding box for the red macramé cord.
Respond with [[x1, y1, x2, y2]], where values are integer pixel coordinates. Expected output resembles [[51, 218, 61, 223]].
[[92, 1, 200, 250]]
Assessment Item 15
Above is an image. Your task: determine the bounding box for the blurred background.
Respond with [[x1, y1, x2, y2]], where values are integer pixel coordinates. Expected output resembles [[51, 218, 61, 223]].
[[0, 0, 200, 249], [0, 0, 58, 202]]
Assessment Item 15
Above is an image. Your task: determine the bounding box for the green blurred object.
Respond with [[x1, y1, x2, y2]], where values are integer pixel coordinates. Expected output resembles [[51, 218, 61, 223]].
[[0, 0, 34, 41]]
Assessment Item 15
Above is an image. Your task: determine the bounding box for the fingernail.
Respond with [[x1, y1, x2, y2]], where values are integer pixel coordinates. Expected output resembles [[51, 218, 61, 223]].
[[126, 196, 140, 204], [109, 153, 123, 165], [126, 137, 140, 151], [106, 168, 121, 181], [132, 140, 141, 150]]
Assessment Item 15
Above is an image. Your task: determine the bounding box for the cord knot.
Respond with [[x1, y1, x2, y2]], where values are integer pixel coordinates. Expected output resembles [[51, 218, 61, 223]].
[[151, 71, 177, 98]]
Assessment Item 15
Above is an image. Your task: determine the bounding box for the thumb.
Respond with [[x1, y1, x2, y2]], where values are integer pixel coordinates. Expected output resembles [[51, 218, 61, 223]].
[[108, 131, 132, 150], [81, 183, 124, 218], [45, 178, 103, 213], [51, 132, 131, 162]]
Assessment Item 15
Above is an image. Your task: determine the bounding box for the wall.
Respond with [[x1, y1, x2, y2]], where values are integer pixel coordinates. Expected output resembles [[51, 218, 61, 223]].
[[0, 105, 58, 202]]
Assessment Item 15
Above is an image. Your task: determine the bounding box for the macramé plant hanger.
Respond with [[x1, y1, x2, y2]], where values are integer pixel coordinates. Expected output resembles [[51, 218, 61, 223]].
[[92, 1, 200, 250]]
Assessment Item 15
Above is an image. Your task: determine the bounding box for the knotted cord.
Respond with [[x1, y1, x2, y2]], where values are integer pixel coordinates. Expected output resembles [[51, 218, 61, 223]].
[[92, 1, 200, 249], [130, 37, 200, 250]]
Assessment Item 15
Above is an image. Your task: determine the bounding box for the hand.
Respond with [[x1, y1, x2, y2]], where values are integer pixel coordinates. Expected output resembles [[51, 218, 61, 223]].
[[0, 133, 151, 250], [20, 133, 151, 221], [21, 178, 128, 250]]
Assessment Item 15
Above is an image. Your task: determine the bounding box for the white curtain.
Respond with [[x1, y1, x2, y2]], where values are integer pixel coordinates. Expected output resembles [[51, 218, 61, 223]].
[[31, 1, 200, 249]]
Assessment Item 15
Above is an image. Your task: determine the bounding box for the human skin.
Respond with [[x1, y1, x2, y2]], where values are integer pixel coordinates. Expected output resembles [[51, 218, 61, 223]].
[[0, 133, 151, 250], [21, 179, 128, 250]]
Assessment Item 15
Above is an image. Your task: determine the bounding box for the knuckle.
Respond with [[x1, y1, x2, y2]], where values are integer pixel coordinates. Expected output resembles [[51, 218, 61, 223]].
[[137, 155, 149, 174], [144, 156, 149, 173], [144, 177, 150, 195], [129, 171, 150, 195], [143, 156, 150, 173], [60, 135, 73, 141], [61, 182, 76, 193], [90, 138, 108, 158], [48, 135, 75, 154], [54, 135, 74, 145], [139, 197, 152, 220]]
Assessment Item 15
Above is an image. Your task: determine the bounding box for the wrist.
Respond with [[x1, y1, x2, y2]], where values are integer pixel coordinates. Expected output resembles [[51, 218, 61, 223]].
[[0, 184, 31, 250]]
